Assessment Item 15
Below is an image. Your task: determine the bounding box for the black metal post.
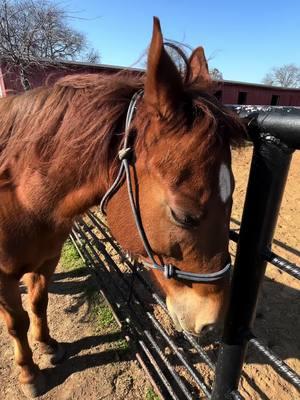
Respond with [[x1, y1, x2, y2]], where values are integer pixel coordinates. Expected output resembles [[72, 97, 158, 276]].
[[211, 132, 294, 399], [229, 106, 300, 150]]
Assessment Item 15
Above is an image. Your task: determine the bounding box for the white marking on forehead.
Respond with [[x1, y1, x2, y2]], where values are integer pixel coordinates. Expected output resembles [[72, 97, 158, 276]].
[[219, 163, 232, 203]]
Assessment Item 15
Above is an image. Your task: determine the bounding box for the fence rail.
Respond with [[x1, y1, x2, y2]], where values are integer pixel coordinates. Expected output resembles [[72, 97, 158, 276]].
[[71, 214, 216, 399], [229, 230, 300, 280]]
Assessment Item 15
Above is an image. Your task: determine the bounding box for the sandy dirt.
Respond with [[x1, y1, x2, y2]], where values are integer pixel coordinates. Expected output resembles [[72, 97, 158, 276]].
[[0, 147, 299, 400], [230, 147, 300, 400], [0, 265, 150, 400]]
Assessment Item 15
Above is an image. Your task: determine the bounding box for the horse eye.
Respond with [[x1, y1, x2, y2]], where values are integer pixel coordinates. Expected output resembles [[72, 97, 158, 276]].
[[170, 208, 201, 228]]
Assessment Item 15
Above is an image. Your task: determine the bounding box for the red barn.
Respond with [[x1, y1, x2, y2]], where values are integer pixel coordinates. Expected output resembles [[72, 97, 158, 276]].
[[217, 80, 300, 106], [1, 59, 300, 106]]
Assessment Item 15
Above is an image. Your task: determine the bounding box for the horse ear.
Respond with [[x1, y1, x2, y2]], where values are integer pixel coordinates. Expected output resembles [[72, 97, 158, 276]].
[[144, 17, 183, 118], [189, 47, 211, 83]]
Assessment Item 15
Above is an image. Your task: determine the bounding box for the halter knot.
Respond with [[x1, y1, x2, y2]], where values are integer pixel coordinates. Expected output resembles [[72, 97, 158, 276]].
[[118, 147, 132, 160]]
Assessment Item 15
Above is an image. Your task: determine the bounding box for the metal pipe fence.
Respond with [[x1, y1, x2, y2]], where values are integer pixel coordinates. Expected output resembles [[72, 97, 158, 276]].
[[212, 105, 300, 399], [70, 105, 300, 399], [71, 217, 210, 399]]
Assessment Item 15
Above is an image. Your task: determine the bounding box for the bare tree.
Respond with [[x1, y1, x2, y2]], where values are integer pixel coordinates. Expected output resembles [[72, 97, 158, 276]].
[[209, 68, 223, 81], [0, 0, 100, 90], [262, 64, 300, 88], [164, 41, 191, 76], [85, 48, 100, 64]]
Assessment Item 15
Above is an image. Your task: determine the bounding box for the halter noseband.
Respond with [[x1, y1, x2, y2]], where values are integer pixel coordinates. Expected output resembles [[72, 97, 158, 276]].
[[100, 91, 232, 283]]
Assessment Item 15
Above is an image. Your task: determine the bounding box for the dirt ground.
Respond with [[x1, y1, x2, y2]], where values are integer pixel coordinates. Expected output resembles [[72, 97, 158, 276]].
[[230, 147, 300, 400], [0, 147, 299, 400], [0, 264, 151, 400]]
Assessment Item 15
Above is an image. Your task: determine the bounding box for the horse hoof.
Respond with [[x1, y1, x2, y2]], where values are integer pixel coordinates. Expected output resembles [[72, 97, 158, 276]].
[[20, 373, 46, 398], [39, 339, 66, 364]]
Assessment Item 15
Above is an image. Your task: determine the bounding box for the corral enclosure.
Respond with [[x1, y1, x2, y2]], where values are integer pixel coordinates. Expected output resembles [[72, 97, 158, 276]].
[[0, 85, 299, 399], [68, 125, 300, 399], [0, 137, 299, 400], [0, 4, 299, 397], [230, 147, 299, 399], [62, 147, 299, 400]]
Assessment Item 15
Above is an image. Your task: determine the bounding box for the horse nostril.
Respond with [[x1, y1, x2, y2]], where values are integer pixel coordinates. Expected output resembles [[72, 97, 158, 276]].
[[201, 323, 215, 335]]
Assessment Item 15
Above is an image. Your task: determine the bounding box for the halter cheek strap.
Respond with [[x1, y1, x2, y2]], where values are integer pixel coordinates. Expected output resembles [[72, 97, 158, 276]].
[[100, 91, 232, 283]]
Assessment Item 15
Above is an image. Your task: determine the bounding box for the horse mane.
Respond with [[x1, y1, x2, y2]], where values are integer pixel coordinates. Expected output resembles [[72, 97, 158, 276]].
[[0, 72, 143, 182], [0, 47, 245, 186]]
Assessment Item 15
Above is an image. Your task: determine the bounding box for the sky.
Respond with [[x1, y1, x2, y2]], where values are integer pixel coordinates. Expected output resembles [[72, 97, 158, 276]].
[[68, 0, 300, 84]]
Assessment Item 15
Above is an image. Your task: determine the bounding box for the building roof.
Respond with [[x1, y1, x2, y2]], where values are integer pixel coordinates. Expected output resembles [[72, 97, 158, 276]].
[[1, 57, 300, 92], [221, 79, 300, 91], [55, 59, 300, 91]]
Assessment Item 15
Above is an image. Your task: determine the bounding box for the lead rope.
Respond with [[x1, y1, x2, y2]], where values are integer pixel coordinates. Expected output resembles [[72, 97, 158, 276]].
[[100, 91, 232, 282]]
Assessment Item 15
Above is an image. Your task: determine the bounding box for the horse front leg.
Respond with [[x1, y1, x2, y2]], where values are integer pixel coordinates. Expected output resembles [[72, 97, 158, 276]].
[[0, 273, 45, 397], [23, 256, 65, 364]]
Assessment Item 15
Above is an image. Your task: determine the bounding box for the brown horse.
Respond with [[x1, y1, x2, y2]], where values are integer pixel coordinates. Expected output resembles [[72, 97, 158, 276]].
[[0, 17, 244, 397]]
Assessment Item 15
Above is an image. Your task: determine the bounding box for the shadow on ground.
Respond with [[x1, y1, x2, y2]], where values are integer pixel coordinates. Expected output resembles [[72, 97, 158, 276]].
[[31, 244, 299, 398], [43, 332, 134, 392]]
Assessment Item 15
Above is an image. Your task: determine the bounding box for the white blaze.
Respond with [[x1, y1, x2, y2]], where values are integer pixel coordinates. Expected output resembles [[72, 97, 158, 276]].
[[219, 163, 231, 203]]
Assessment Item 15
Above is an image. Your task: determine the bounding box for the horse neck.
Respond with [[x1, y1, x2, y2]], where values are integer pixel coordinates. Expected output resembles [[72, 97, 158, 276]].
[[53, 173, 105, 220], [52, 120, 127, 221], [16, 159, 108, 223]]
